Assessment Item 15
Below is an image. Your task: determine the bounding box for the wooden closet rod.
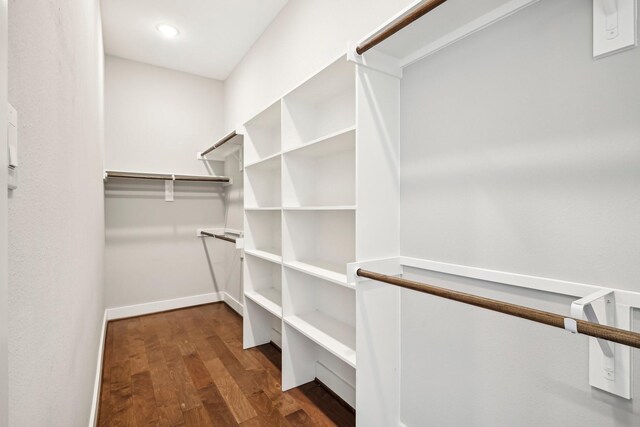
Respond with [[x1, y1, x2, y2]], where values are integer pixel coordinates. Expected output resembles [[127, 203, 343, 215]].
[[201, 231, 237, 244], [105, 171, 230, 183], [356, 0, 448, 55], [201, 130, 237, 157], [356, 268, 640, 349]]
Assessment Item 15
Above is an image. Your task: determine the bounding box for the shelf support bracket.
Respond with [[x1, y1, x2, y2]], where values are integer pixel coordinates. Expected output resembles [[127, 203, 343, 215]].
[[571, 289, 632, 398]]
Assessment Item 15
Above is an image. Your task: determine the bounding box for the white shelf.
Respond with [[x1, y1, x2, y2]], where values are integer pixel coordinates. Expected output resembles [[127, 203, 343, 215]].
[[283, 210, 354, 280], [282, 128, 355, 208], [245, 151, 281, 169], [245, 207, 282, 211], [284, 260, 351, 288], [245, 154, 281, 208], [281, 126, 356, 155], [244, 100, 281, 165], [283, 206, 355, 211], [244, 249, 282, 264], [284, 311, 356, 368], [366, 0, 531, 68], [245, 288, 282, 318], [282, 58, 355, 151]]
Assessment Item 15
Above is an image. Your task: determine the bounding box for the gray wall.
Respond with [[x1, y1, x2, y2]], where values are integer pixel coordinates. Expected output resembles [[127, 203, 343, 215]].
[[0, 0, 7, 424], [104, 56, 232, 309], [399, 0, 640, 425], [7, 0, 106, 424]]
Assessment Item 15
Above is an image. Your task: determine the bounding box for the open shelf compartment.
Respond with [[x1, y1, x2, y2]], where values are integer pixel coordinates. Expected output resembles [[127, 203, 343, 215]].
[[282, 267, 355, 368], [245, 210, 282, 262], [245, 154, 281, 208], [283, 210, 354, 284], [282, 57, 355, 151], [244, 100, 281, 165], [244, 253, 282, 318], [282, 128, 356, 208]]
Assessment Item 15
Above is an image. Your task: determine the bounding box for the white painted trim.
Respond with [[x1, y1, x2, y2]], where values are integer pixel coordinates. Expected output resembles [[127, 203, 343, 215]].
[[105, 292, 224, 321], [316, 361, 356, 408], [350, 256, 640, 309], [88, 311, 108, 427], [224, 292, 244, 316], [399, 0, 540, 68]]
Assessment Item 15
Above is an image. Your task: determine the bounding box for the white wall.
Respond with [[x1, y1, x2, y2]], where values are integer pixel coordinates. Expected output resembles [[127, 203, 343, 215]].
[[105, 55, 224, 175], [7, 0, 105, 425], [104, 56, 233, 308], [0, 0, 7, 424], [223, 0, 414, 130], [399, 1, 640, 425]]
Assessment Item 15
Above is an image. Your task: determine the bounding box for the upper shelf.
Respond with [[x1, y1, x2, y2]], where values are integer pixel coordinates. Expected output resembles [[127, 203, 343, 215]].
[[197, 130, 243, 161], [104, 171, 230, 183], [358, 0, 538, 68]]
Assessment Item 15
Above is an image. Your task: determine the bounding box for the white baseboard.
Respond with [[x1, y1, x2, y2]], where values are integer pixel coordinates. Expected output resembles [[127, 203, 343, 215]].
[[105, 292, 224, 321], [88, 311, 108, 427], [223, 292, 244, 316], [316, 361, 356, 408]]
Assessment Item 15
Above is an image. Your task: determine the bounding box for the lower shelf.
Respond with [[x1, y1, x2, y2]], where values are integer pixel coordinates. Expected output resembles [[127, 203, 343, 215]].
[[284, 260, 350, 288], [245, 288, 282, 318], [245, 248, 282, 264], [284, 311, 356, 368]]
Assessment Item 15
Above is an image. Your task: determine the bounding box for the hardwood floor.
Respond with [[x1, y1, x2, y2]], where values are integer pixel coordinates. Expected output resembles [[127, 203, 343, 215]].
[[97, 303, 356, 426]]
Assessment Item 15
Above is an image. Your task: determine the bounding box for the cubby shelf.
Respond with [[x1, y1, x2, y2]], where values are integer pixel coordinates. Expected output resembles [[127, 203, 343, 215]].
[[281, 126, 356, 156], [245, 207, 282, 211], [244, 249, 282, 264], [284, 312, 356, 368], [245, 289, 282, 318], [282, 206, 356, 211], [245, 151, 282, 169], [284, 261, 352, 288], [244, 100, 281, 165]]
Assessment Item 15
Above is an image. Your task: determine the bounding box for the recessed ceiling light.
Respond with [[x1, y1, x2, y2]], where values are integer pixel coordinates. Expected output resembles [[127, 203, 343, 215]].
[[156, 23, 180, 38]]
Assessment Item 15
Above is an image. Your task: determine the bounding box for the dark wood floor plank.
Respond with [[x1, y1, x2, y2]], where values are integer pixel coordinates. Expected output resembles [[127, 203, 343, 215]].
[[131, 371, 159, 426], [198, 384, 238, 426], [97, 303, 355, 427], [128, 318, 149, 376], [204, 357, 258, 424], [182, 405, 215, 427]]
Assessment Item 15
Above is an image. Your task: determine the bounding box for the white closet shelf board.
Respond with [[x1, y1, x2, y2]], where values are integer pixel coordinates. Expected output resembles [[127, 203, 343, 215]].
[[245, 207, 282, 211], [284, 260, 352, 289], [281, 126, 356, 156], [282, 128, 356, 208], [245, 152, 281, 171], [245, 288, 282, 318], [360, 0, 540, 68], [283, 206, 356, 211], [245, 155, 281, 208], [245, 249, 283, 264], [244, 99, 282, 164], [284, 312, 356, 368], [245, 151, 282, 169], [282, 57, 356, 150]]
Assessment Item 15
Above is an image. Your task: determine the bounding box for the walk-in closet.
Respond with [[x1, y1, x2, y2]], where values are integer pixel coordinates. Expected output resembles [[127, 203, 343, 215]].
[[2, 0, 640, 426]]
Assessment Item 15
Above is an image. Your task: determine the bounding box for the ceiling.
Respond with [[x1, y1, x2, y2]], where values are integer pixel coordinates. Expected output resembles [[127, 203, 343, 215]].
[[101, 0, 288, 80]]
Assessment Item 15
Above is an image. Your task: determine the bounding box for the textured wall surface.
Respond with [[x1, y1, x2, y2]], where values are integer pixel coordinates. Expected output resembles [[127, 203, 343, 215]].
[[0, 0, 8, 424], [399, 1, 640, 425], [7, 0, 105, 425], [104, 56, 232, 309]]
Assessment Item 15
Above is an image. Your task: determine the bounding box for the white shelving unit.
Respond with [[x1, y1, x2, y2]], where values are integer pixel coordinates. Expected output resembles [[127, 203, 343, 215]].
[[242, 54, 400, 409]]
